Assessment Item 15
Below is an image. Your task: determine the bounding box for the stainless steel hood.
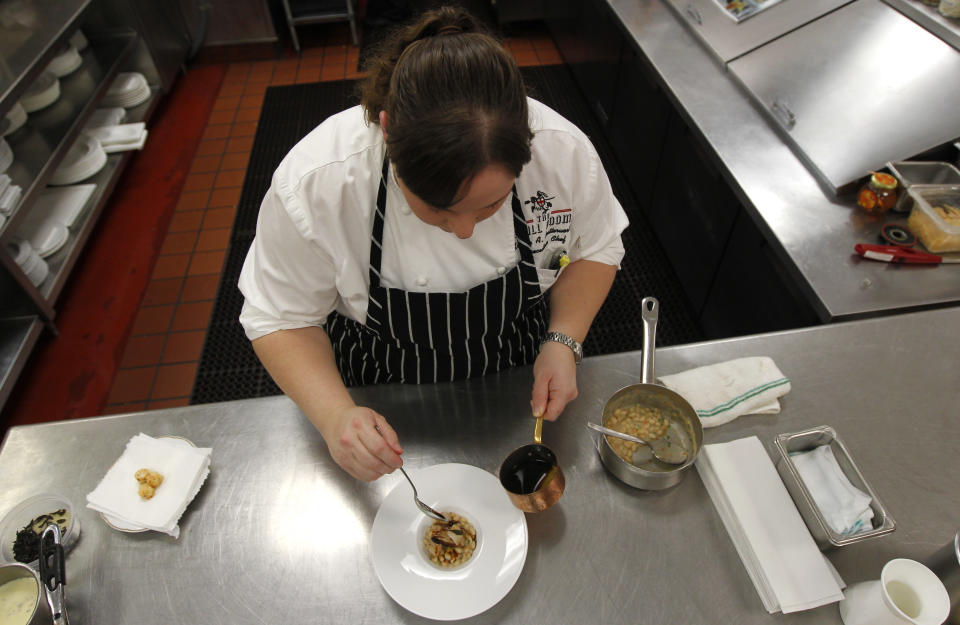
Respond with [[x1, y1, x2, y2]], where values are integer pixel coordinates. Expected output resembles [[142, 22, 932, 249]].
[[663, 0, 854, 64], [727, 0, 960, 195]]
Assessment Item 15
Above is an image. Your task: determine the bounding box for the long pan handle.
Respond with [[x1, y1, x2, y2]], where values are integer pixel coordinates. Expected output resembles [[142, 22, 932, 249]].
[[640, 297, 659, 385]]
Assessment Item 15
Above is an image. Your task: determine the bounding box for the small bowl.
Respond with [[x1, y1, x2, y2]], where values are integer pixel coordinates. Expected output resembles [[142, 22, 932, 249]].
[[0, 563, 42, 624], [0, 494, 80, 566]]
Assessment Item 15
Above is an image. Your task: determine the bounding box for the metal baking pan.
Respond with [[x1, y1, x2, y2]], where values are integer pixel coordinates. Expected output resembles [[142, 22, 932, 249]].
[[774, 425, 896, 549], [887, 161, 960, 212]]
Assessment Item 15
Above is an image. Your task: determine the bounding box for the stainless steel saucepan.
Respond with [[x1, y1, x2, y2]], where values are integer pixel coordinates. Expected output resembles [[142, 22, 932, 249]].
[[596, 297, 703, 490]]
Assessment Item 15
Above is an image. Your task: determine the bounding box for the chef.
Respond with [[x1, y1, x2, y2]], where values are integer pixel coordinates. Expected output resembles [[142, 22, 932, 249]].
[[238, 7, 629, 481]]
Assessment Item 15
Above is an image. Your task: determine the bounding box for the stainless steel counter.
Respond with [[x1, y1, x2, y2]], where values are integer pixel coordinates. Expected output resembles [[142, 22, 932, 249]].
[[1, 306, 958, 624], [608, 0, 960, 322]]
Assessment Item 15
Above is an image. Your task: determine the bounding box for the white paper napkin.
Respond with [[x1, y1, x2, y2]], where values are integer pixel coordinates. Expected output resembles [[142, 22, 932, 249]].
[[696, 437, 844, 613], [790, 445, 874, 536], [87, 433, 211, 538], [659, 357, 791, 428]]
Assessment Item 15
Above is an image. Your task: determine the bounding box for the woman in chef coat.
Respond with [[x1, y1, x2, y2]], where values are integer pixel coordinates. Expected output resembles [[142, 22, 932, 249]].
[[238, 7, 629, 481]]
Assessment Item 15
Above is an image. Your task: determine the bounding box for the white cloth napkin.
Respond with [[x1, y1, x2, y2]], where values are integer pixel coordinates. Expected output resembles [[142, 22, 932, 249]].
[[84, 123, 147, 153], [659, 357, 791, 428], [87, 433, 211, 538], [790, 445, 874, 536], [696, 436, 845, 613]]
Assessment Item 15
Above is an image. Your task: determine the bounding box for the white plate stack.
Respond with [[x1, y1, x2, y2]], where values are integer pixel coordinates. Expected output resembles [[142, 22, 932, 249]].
[[7, 239, 49, 287], [0, 138, 12, 173], [84, 107, 126, 130], [3, 103, 27, 136], [49, 135, 107, 186], [20, 71, 61, 113], [101, 72, 150, 108], [0, 173, 23, 219], [44, 43, 83, 77]]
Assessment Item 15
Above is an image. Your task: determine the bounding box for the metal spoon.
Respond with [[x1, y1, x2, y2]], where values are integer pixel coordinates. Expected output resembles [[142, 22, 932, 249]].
[[375, 425, 448, 523], [586, 422, 689, 465]]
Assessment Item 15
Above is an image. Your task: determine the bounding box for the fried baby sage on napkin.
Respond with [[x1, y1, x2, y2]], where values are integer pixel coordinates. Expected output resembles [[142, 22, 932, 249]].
[[86, 434, 211, 538]]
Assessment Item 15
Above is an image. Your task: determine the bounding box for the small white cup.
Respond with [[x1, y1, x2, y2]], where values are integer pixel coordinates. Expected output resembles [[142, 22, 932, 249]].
[[839, 558, 950, 625]]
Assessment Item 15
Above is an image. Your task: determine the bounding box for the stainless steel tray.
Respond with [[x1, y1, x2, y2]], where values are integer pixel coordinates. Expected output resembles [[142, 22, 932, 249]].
[[774, 425, 896, 549], [886, 161, 960, 211]]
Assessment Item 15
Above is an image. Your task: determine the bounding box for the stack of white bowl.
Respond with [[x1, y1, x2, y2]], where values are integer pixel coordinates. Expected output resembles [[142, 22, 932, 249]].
[[49, 135, 107, 186], [3, 103, 27, 136], [20, 71, 60, 113], [0, 173, 23, 219], [101, 72, 150, 108], [0, 138, 12, 173], [44, 43, 83, 77], [7, 239, 49, 287], [85, 107, 126, 130]]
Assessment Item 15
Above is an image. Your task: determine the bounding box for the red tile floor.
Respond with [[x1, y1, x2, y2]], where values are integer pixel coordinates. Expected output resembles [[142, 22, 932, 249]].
[[1, 22, 563, 428]]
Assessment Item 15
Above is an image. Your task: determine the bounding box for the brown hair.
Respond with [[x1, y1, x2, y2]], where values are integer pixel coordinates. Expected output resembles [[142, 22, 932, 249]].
[[360, 7, 533, 209]]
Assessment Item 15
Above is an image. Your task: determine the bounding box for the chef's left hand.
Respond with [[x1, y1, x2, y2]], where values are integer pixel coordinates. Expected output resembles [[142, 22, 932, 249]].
[[530, 341, 579, 421]]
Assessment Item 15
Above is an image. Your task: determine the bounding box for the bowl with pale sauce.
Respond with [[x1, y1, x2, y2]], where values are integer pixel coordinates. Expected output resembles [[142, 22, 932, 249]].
[[0, 563, 41, 625]]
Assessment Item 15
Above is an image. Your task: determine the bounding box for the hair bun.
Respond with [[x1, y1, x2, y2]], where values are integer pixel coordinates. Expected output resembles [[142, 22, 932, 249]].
[[435, 24, 463, 36]]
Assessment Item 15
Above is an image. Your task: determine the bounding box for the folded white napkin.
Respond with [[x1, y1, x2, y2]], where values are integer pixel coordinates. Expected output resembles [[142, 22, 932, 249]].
[[696, 436, 845, 613], [84, 123, 147, 153], [790, 445, 874, 536], [87, 433, 211, 538], [659, 357, 791, 428]]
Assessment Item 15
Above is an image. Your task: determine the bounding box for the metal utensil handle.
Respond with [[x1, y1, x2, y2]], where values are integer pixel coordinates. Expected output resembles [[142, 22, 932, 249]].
[[640, 297, 659, 385], [586, 421, 649, 446], [40, 524, 69, 625], [533, 415, 543, 445]]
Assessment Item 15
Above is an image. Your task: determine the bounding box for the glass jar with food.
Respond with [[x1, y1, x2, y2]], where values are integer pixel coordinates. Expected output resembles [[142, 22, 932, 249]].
[[857, 172, 899, 214]]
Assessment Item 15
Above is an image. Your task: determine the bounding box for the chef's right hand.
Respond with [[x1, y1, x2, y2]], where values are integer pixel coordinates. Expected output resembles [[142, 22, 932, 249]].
[[325, 406, 403, 482]]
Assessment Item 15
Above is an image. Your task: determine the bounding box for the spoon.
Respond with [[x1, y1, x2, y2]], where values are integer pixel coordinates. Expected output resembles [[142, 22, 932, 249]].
[[586, 422, 689, 465], [375, 425, 448, 523]]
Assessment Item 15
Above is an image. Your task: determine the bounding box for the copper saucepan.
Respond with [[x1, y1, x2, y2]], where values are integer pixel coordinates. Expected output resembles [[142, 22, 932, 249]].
[[498, 416, 565, 513]]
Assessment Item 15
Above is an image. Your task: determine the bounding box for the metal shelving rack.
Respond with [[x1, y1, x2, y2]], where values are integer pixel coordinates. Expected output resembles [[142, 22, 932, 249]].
[[0, 0, 165, 411]]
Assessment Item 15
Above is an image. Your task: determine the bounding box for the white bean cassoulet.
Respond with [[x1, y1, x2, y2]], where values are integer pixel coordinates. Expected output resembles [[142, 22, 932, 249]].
[[604, 404, 671, 463], [423, 513, 477, 568]]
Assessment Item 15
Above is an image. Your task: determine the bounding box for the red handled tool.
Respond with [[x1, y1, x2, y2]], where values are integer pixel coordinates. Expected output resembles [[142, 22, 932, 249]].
[[855, 244, 960, 264]]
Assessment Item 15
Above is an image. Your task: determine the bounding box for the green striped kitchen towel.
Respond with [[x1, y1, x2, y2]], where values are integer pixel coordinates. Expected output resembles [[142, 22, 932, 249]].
[[658, 357, 791, 428]]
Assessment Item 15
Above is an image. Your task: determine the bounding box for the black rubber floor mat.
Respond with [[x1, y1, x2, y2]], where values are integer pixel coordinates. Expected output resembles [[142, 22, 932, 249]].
[[190, 65, 703, 404]]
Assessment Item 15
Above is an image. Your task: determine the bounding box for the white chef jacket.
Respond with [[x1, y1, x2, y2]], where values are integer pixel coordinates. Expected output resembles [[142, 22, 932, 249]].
[[239, 98, 629, 340]]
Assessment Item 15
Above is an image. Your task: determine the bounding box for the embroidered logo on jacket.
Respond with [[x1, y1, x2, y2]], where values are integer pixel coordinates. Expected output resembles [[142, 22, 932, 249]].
[[524, 190, 570, 252]]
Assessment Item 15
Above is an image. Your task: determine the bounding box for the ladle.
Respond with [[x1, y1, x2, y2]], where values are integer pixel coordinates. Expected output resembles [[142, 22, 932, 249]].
[[586, 421, 689, 465]]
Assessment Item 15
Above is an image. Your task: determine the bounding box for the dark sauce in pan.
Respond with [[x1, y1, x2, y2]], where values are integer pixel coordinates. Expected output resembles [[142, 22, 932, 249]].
[[499, 445, 557, 494]]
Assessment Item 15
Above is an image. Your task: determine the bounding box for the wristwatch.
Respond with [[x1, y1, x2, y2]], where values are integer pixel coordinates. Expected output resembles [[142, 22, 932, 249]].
[[542, 331, 583, 364]]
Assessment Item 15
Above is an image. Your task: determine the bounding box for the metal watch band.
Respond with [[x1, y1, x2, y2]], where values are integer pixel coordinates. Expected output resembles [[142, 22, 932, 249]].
[[542, 331, 583, 364]]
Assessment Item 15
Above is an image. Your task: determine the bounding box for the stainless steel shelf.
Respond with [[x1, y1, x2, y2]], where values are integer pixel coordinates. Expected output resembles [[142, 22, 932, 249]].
[[0, 32, 138, 243], [0, 315, 43, 412], [0, 0, 91, 111], [884, 0, 960, 51], [39, 87, 160, 305]]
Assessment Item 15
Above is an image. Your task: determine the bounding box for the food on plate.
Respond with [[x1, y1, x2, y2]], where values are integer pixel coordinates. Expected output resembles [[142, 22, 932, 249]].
[[604, 403, 671, 463], [138, 483, 155, 500], [908, 201, 960, 253], [11, 508, 71, 563], [135, 468, 164, 499], [423, 513, 477, 568]]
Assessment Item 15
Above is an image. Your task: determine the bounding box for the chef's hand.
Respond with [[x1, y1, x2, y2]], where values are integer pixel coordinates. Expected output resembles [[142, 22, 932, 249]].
[[530, 341, 579, 421], [324, 406, 403, 482]]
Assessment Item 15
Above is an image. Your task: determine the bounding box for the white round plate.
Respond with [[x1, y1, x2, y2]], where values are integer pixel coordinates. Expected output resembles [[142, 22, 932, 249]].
[[30, 221, 69, 258], [100, 436, 196, 533], [370, 463, 527, 621]]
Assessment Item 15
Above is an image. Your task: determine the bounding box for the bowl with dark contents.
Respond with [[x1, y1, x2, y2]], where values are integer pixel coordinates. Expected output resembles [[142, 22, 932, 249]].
[[0, 494, 80, 567]]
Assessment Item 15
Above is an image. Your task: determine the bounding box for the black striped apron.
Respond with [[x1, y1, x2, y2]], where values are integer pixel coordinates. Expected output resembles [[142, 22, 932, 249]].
[[325, 159, 548, 386]]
